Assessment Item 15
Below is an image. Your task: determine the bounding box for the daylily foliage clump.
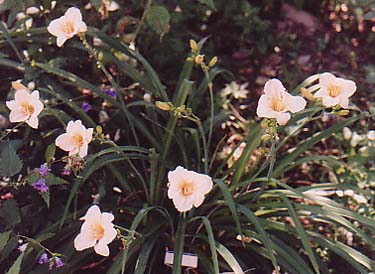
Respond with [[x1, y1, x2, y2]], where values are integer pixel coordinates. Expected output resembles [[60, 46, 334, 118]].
[[1, 2, 375, 274]]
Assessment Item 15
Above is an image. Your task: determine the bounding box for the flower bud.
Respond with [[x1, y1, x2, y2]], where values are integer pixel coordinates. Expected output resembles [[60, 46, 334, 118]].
[[300, 87, 315, 101], [262, 134, 271, 142], [96, 125, 103, 135], [156, 101, 172, 111], [194, 55, 204, 65], [189, 39, 198, 53], [208, 56, 218, 67], [337, 110, 350, 116]]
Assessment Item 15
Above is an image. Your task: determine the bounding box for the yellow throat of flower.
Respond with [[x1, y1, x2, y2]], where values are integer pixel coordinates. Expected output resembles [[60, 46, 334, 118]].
[[328, 85, 342, 98], [180, 181, 195, 196], [270, 97, 286, 112], [22, 103, 34, 116], [90, 223, 105, 240], [63, 21, 75, 35], [72, 134, 84, 147]]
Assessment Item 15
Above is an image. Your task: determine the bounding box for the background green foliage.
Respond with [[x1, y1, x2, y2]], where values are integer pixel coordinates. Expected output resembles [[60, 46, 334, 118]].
[[0, 0, 375, 273]]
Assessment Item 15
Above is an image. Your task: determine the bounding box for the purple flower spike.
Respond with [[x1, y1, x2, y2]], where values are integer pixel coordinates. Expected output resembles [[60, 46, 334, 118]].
[[104, 88, 117, 98], [38, 253, 49, 264], [82, 102, 92, 113], [32, 178, 49, 193], [36, 164, 50, 177]]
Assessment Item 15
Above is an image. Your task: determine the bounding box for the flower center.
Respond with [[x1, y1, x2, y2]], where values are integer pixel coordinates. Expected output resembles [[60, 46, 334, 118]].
[[72, 134, 84, 147], [90, 223, 104, 240], [63, 21, 75, 35], [181, 181, 195, 196], [328, 85, 342, 97], [271, 97, 286, 112], [22, 103, 34, 115]]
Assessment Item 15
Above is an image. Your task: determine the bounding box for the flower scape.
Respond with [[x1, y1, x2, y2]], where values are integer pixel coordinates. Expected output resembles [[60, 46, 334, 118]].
[[1, 2, 375, 274]]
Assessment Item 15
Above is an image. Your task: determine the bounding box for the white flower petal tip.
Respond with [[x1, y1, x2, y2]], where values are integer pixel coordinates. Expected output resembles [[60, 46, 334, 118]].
[[6, 88, 44, 129], [167, 166, 213, 212], [256, 78, 306, 125], [314, 72, 356, 109], [55, 120, 93, 158], [47, 7, 87, 47], [74, 205, 117, 257]]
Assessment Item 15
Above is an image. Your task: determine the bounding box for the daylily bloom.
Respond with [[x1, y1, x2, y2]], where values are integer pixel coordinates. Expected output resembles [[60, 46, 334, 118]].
[[6, 82, 43, 129], [256, 78, 306, 125], [314, 72, 356, 108], [74, 205, 117, 257], [47, 7, 87, 47], [167, 166, 213, 212], [55, 120, 93, 158]]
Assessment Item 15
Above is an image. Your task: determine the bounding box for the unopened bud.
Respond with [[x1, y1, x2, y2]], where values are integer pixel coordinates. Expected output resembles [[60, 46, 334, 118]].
[[195, 55, 204, 65], [98, 51, 104, 61], [337, 110, 350, 116], [261, 119, 269, 129], [300, 87, 315, 101], [189, 39, 198, 53], [156, 101, 172, 111], [96, 125, 103, 135], [262, 134, 271, 142], [208, 56, 218, 67]]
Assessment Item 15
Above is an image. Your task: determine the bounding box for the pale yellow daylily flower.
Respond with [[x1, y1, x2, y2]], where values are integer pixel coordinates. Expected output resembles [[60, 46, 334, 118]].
[[167, 166, 213, 212], [314, 72, 356, 108], [6, 82, 43, 129], [55, 120, 93, 158], [256, 78, 306, 125], [47, 7, 87, 47], [74, 205, 117, 257]]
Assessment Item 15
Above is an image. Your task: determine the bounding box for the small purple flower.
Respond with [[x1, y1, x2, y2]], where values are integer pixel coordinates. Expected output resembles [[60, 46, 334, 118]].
[[18, 243, 28, 252], [36, 164, 50, 177], [38, 253, 49, 264], [82, 102, 92, 113], [32, 178, 49, 193], [61, 166, 71, 176], [104, 88, 117, 98], [55, 257, 64, 268]]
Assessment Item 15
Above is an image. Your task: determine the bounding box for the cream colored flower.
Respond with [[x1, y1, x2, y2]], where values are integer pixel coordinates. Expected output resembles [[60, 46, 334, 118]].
[[167, 166, 213, 212], [74, 205, 117, 256], [55, 120, 93, 158], [367, 130, 375, 141], [6, 82, 43, 129], [314, 72, 356, 108], [256, 78, 307, 125], [47, 7, 87, 47], [220, 81, 249, 100]]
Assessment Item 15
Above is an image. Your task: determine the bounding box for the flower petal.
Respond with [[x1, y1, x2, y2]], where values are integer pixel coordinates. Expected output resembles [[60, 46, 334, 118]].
[[9, 109, 28, 123], [74, 233, 96, 251], [15, 89, 31, 103], [285, 94, 306, 113], [101, 225, 117, 244], [319, 72, 336, 88], [276, 112, 291, 125], [47, 17, 65, 37], [56, 36, 68, 47], [256, 95, 276, 118], [27, 115, 39, 129], [78, 143, 88, 158], [83, 205, 102, 222], [264, 78, 286, 97], [6, 100, 17, 110], [55, 133, 75, 152], [101, 212, 114, 224], [94, 242, 110, 256], [65, 7, 83, 22], [339, 78, 356, 97]]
